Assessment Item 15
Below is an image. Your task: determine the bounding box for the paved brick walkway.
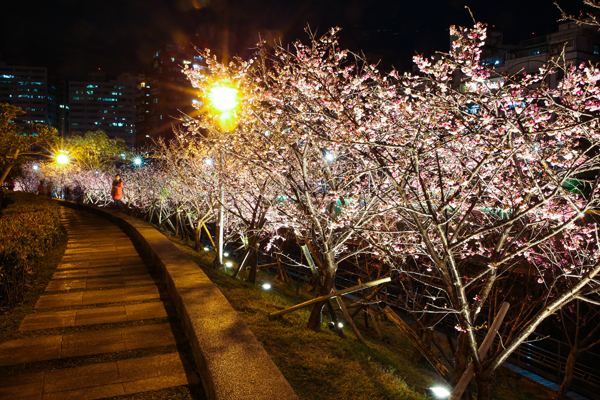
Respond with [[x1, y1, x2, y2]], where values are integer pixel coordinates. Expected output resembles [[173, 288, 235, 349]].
[[0, 208, 202, 399]]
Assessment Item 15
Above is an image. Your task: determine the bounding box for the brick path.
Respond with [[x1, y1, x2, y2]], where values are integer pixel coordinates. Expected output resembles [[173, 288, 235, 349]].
[[0, 208, 202, 399]]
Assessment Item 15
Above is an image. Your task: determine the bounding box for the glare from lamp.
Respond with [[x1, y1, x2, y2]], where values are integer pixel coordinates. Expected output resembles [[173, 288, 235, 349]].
[[325, 153, 335, 162], [430, 387, 451, 398], [205, 158, 213, 166], [32, 165, 39, 170], [203, 247, 209, 251], [208, 85, 238, 113], [337, 322, 344, 328], [225, 261, 233, 267], [224, 252, 229, 257], [262, 283, 272, 290], [134, 157, 142, 166], [56, 153, 69, 165]]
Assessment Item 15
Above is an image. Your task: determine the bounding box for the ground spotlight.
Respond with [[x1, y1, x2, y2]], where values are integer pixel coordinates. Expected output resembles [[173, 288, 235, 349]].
[[430, 386, 451, 398], [337, 322, 344, 328], [262, 283, 272, 290], [225, 261, 233, 268]]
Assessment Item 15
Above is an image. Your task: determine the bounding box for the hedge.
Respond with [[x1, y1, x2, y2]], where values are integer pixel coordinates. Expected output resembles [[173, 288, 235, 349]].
[[0, 191, 62, 306]]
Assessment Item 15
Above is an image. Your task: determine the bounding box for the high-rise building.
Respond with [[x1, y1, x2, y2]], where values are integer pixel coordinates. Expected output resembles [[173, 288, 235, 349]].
[[69, 73, 136, 146], [0, 62, 67, 132], [136, 44, 202, 145], [499, 21, 600, 88]]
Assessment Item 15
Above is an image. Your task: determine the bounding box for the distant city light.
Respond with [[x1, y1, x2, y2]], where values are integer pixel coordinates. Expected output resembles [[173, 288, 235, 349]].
[[120, 153, 126, 159], [262, 283, 272, 290], [430, 387, 451, 398]]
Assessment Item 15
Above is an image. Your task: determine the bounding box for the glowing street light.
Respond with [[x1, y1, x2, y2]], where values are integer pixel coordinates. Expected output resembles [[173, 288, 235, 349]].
[[325, 153, 335, 162], [205, 158, 213, 166], [207, 81, 240, 268], [56, 152, 69, 165], [207, 84, 238, 114], [32, 164, 39, 170], [133, 157, 142, 166]]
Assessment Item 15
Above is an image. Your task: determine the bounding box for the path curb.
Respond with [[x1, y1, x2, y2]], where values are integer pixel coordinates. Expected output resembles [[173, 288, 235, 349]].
[[57, 200, 298, 400]]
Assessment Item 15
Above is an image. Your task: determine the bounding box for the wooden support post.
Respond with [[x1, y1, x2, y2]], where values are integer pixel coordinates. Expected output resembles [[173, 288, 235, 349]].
[[382, 306, 452, 384], [257, 262, 278, 268], [333, 286, 366, 344], [269, 277, 391, 318], [202, 222, 216, 248], [448, 302, 510, 400]]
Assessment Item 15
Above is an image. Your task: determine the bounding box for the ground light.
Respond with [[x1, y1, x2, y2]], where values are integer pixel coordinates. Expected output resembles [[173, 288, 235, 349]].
[[225, 261, 233, 268], [430, 386, 451, 398], [337, 322, 344, 328], [203, 247, 210, 251], [262, 283, 271, 290], [224, 252, 229, 257]]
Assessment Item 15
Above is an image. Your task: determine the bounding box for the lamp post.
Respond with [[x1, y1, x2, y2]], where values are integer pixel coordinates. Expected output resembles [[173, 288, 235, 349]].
[[207, 83, 238, 267]]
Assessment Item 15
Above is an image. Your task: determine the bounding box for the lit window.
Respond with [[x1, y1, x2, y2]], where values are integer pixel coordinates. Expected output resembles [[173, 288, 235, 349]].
[[595, 45, 599, 55]]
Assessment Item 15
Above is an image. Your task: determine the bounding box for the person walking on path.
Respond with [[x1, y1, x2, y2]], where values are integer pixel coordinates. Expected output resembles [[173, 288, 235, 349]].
[[37, 180, 45, 195], [45, 181, 54, 198], [111, 174, 123, 210]]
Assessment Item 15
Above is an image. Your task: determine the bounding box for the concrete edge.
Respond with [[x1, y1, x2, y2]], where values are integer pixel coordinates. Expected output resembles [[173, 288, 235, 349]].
[[57, 200, 298, 400]]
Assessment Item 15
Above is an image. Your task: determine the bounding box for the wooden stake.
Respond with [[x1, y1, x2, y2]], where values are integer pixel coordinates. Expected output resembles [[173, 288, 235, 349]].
[[382, 306, 452, 384], [269, 277, 391, 318], [202, 222, 216, 248], [448, 302, 510, 400], [333, 286, 366, 344]]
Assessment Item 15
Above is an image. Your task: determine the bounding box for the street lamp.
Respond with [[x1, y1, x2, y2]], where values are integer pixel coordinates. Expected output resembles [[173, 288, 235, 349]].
[[56, 152, 69, 165], [206, 82, 239, 268]]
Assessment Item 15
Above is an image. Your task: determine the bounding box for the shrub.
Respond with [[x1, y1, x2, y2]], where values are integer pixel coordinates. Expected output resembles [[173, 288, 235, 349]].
[[0, 191, 61, 306]]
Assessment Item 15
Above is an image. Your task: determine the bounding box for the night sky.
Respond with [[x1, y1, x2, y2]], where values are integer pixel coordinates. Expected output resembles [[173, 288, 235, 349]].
[[0, 0, 588, 80]]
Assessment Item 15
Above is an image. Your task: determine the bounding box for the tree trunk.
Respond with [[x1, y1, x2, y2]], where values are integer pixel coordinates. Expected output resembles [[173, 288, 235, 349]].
[[306, 253, 336, 331], [0, 163, 14, 186], [555, 347, 579, 400], [247, 242, 259, 284], [194, 221, 202, 252], [475, 372, 494, 400], [454, 333, 470, 385]]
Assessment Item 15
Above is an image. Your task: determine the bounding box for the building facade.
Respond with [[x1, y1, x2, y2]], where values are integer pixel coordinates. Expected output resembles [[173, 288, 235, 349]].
[[69, 73, 136, 146], [136, 44, 202, 145], [0, 62, 67, 132]]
